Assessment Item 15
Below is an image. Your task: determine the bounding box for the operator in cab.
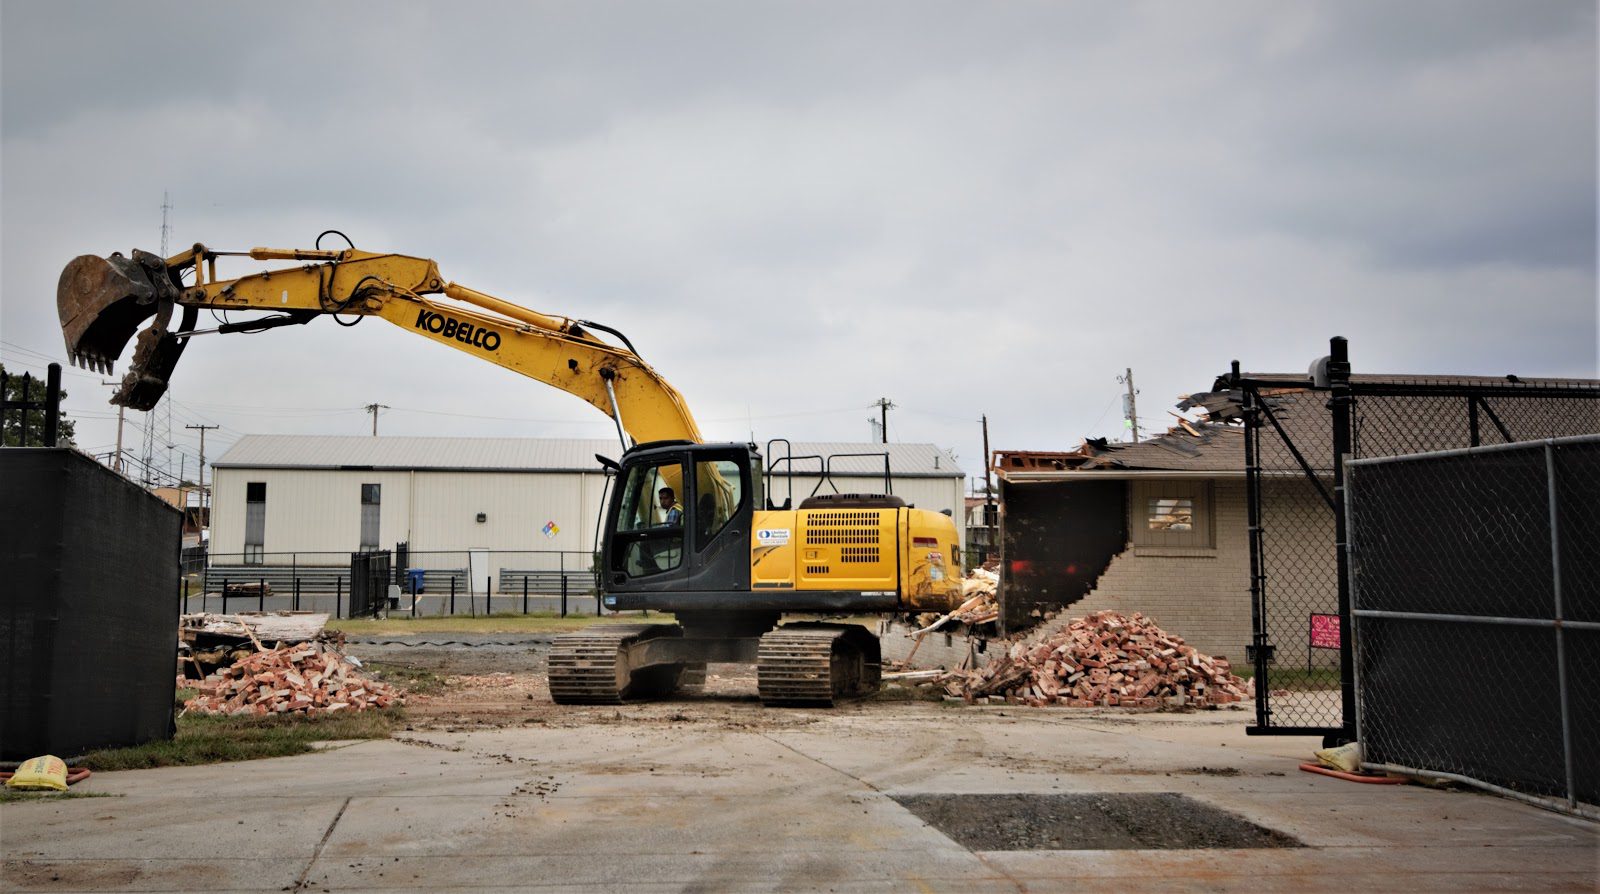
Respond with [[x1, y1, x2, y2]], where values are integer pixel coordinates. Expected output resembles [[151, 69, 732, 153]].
[[658, 487, 683, 526]]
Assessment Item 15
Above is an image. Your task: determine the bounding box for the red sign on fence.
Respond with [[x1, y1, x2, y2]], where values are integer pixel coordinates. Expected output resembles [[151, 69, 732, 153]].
[[1309, 613, 1341, 650]]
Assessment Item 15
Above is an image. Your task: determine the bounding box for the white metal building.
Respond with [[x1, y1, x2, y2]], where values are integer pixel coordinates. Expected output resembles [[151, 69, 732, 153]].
[[209, 435, 965, 562]]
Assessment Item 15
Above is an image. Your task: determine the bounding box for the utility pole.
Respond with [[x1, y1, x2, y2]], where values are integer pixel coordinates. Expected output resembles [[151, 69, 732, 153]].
[[365, 403, 389, 436], [100, 380, 126, 473], [981, 414, 997, 560], [186, 424, 218, 520], [1117, 368, 1141, 443], [874, 397, 894, 444]]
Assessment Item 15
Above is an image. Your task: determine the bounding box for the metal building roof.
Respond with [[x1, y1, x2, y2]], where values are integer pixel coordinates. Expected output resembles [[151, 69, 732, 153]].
[[214, 435, 963, 477]]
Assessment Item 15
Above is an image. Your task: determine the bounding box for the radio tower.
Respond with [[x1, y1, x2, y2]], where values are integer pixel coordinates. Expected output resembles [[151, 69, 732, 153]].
[[139, 191, 175, 485]]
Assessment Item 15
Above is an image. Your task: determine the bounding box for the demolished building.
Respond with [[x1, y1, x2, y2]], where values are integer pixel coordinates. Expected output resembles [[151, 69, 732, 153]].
[[995, 418, 1254, 662]]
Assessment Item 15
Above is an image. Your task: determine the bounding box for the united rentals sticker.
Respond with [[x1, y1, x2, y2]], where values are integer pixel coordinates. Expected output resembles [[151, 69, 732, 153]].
[[756, 528, 790, 546], [542, 520, 560, 539]]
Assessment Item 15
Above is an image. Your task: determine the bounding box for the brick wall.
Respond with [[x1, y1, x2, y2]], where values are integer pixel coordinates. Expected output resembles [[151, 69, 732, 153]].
[[1030, 478, 1252, 662]]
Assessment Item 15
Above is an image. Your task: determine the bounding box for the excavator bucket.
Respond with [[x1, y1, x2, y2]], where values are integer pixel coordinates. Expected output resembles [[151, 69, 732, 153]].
[[57, 249, 191, 410]]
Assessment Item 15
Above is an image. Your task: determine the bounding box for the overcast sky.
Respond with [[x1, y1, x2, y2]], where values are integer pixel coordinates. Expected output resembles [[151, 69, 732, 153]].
[[3, 1, 1595, 488]]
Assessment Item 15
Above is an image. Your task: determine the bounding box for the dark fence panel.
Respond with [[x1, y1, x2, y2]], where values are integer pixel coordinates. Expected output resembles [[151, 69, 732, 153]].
[[0, 448, 180, 759], [348, 551, 392, 619], [1349, 436, 1598, 818]]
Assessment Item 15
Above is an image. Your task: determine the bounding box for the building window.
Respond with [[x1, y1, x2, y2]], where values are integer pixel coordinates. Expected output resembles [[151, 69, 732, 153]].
[[360, 483, 381, 553], [1148, 498, 1193, 531], [244, 482, 266, 564], [1130, 480, 1213, 549]]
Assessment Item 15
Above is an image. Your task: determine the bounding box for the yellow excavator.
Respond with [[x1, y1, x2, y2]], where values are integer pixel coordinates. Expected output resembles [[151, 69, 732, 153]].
[[58, 237, 965, 705]]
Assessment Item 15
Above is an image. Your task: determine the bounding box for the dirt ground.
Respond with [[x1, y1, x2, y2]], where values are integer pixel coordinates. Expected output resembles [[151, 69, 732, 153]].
[[347, 635, 855, 732]]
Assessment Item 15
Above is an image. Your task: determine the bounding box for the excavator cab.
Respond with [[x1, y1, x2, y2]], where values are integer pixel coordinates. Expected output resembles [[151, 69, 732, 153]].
[[601, 441, 758, 607]]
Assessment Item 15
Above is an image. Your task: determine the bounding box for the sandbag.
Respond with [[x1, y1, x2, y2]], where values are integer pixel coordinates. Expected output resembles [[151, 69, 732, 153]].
[[6, 755, 68, 791]]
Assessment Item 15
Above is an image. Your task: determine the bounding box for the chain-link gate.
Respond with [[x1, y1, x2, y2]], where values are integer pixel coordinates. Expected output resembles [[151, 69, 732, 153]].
[[1209, 337, 1600, 741], [1348, 436, 1598, 818]]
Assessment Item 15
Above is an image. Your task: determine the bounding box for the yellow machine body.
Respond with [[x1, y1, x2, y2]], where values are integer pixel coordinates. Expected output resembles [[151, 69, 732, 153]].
[[749, 506, 962, 611]]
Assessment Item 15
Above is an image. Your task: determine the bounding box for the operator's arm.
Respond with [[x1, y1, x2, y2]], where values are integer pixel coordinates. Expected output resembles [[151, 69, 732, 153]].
[[59, 244, 701, 446]]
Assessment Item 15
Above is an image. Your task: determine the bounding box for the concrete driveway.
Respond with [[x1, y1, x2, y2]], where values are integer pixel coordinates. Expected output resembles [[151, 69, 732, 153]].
[[4, 701, 1595, 892]]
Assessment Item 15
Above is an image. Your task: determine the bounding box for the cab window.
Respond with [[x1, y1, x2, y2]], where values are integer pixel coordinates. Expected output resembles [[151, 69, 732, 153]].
[[694, 459, 745, 550], [612, 460, 685, 576]]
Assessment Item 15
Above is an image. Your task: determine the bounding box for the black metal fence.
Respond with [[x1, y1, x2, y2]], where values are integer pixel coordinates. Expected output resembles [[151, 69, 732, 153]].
[[1348, 436, 1598, 818], [347, 550, 392, 619], [188, 548, 602, 619], [0, 363, 62, 448], [1217, 337, 1600, 740]]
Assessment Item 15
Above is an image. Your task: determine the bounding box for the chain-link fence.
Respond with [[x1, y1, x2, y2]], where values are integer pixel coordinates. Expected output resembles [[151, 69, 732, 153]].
[[1221, 338, 1600, 739], [1348, 435, 1598, 819], [187, 548, 603, 618]]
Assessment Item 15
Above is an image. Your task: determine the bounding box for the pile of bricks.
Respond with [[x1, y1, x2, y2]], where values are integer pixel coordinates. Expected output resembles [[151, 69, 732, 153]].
[[183, 641, 402, 716], [941, 610, 1248, 708]]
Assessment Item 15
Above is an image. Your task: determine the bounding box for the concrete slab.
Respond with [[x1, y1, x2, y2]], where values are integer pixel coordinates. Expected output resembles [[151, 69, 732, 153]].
[[3, 699, 1594, 892]]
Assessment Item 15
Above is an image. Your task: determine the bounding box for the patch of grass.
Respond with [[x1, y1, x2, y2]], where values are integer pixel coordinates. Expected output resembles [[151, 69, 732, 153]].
[[330, 611, 672, 636], [1, 789, 119, 803], [362, 661, 448, 695], [78, 708, 402, 772]]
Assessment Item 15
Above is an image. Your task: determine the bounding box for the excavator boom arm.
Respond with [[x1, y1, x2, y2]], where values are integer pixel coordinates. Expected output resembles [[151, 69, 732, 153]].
[[57, 244, 701, 445]]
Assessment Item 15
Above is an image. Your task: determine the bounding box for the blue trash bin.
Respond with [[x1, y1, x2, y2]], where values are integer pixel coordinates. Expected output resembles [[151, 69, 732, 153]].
[[406, 568, 426, 594]]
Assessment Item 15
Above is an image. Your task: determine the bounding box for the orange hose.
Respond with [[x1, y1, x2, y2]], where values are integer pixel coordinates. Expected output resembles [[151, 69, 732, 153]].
[[1298, 761, 1408, 784]]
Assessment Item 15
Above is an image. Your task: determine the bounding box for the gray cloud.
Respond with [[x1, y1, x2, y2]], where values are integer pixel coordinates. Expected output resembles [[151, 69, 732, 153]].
[[3, 1, 1593, 481]]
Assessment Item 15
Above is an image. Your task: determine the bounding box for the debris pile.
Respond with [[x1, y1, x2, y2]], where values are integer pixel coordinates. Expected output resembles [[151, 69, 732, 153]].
[[182, 640, 402, 716], [914, 568, 1000, 632], [940, 610, 1249, 708], [180, 611, 329, 679], [958, 567, 1000, 614]]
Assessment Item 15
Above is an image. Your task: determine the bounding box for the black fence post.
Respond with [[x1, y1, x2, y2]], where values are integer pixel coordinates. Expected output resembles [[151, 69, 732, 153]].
[[293, 577, 300, 612], [411, 575, 418, 618], [336, 576, 343, 620], [221, 577, 229, 614], [43, 363, 61, 447], [486, 576, 492, 616], [1328, 335, 1357, 746], [450, 577, 456, 616], [522, 575, 528, 615], [258, 577, 266, 612], [561, 574, 568, 618], [17, 372, 30, 446]]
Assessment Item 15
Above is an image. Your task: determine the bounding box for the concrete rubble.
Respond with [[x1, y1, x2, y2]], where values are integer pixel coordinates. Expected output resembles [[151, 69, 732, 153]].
[[939, 609, 1251, 707]]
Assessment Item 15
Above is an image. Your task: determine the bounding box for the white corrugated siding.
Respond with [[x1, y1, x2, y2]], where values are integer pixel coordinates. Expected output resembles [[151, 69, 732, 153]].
[[210, 467, 609, 561], [406, 471, 608, 554], [210, 436, 963, 560]]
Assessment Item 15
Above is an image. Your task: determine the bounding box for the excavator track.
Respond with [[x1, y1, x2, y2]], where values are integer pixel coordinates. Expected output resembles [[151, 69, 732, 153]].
[[756, 624, 881, 707], [547, 624, 682, 704]]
